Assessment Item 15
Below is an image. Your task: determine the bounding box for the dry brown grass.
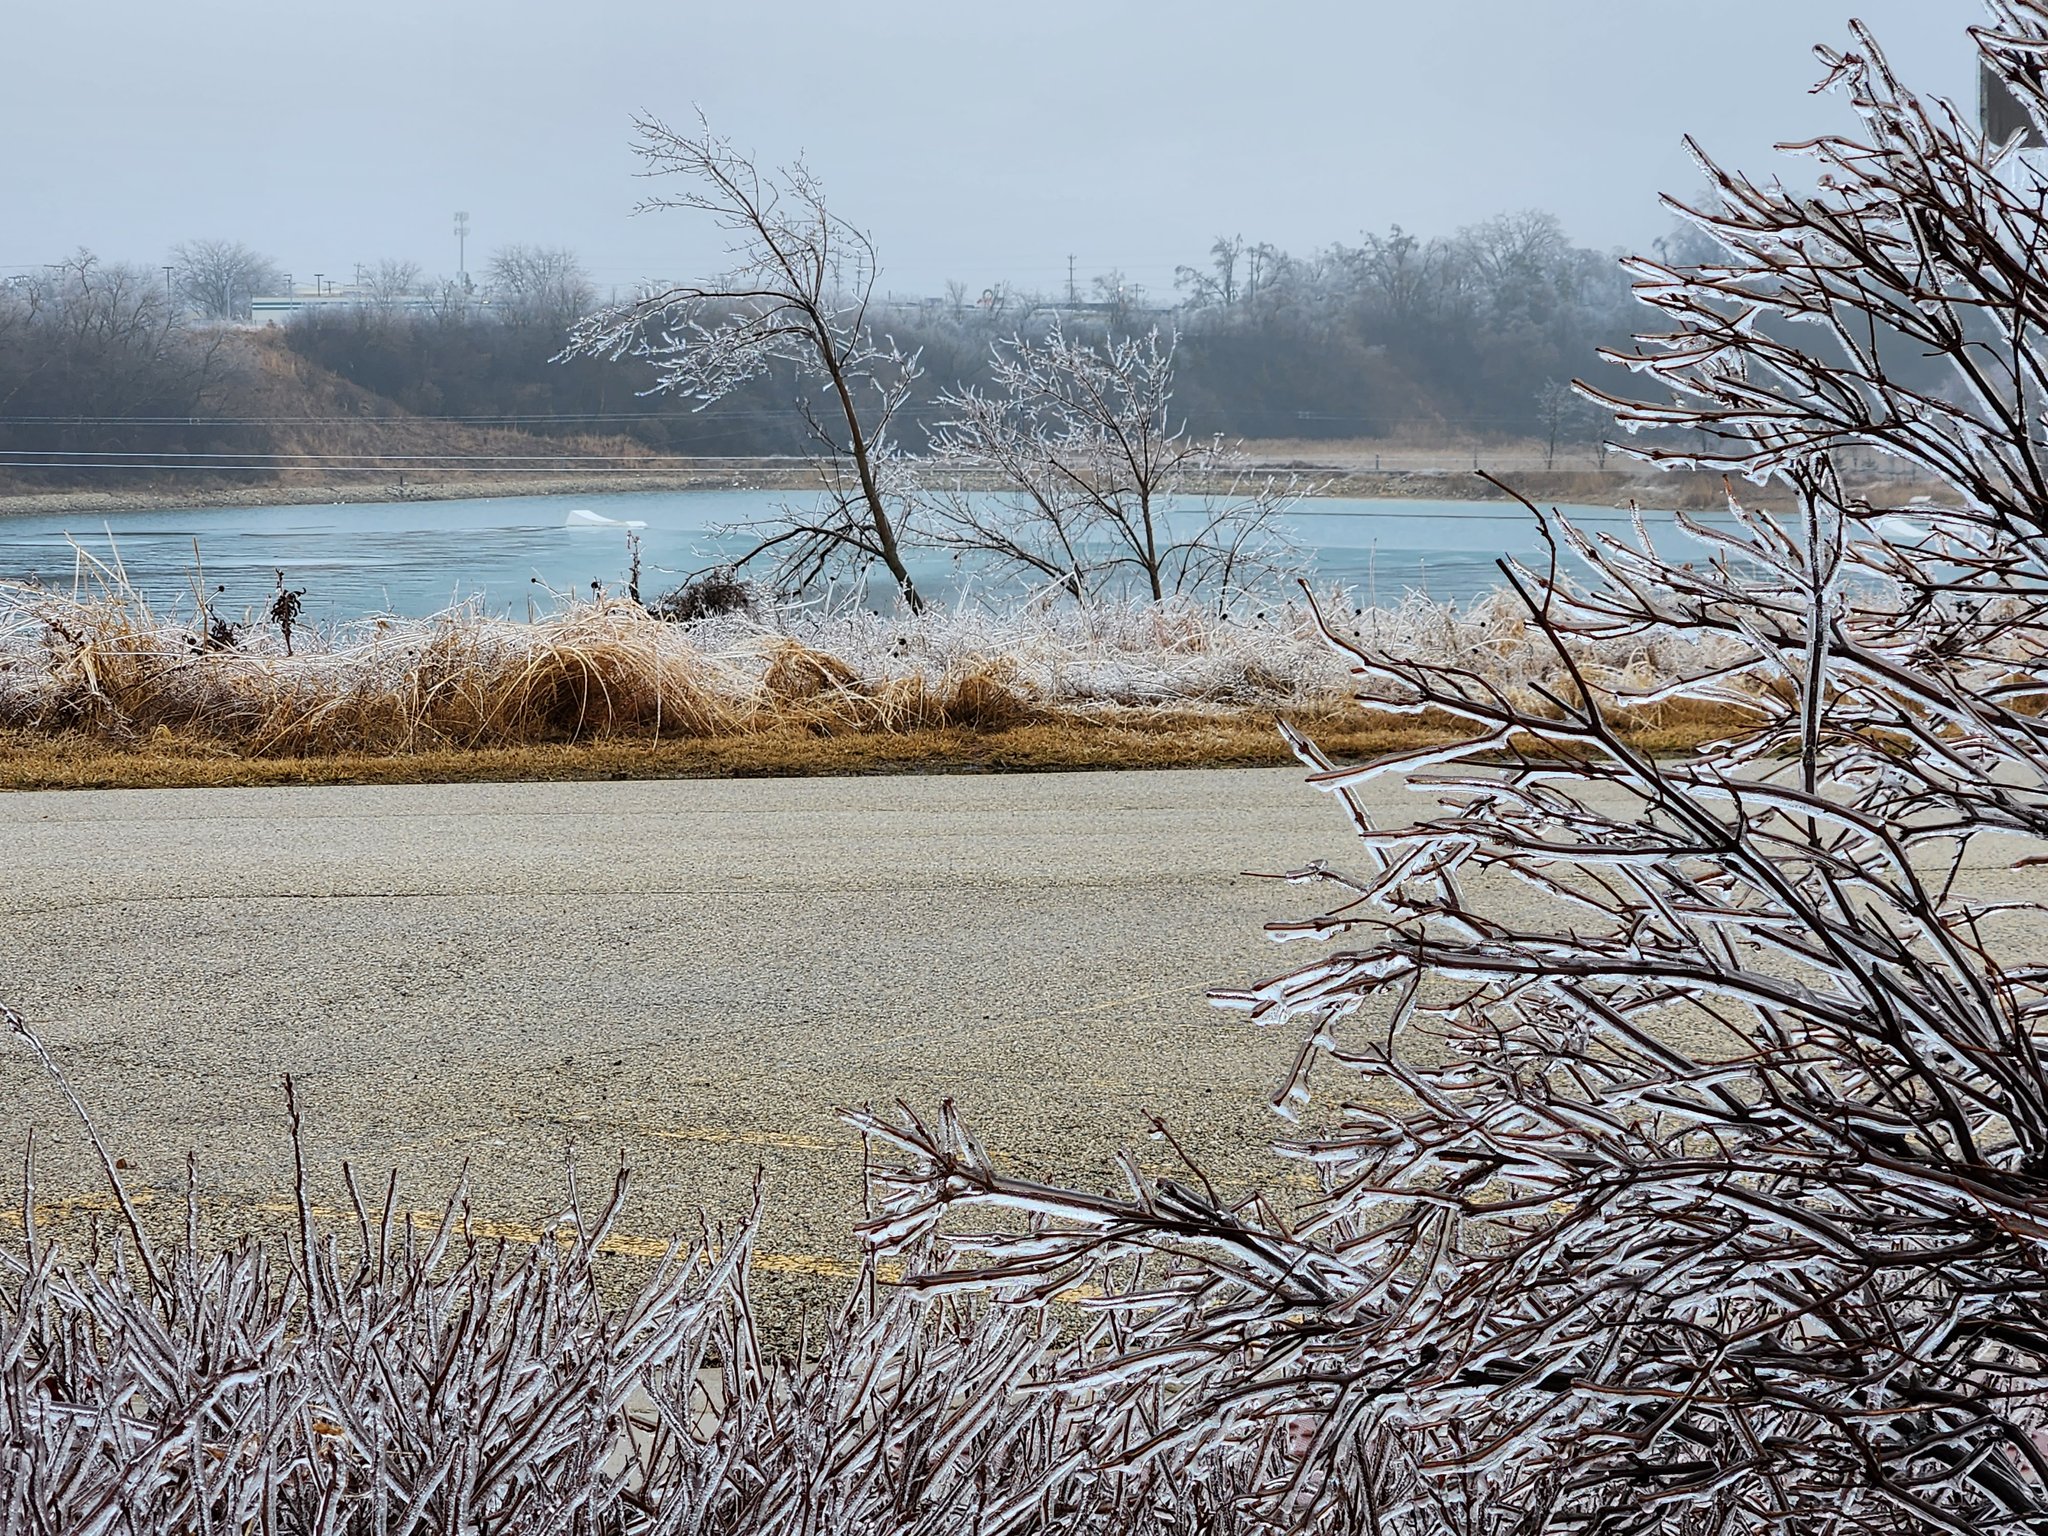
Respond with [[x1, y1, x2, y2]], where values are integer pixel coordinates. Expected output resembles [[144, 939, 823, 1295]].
[[0, 712, 1413, 790], [0, 580, 1764, 789], [0, 702, 1760, 792]]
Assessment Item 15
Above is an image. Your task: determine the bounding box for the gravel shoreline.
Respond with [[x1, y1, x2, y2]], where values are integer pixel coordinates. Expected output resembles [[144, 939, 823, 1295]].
[[0, 470, 792, 518], [0, 465, 1678, 518]]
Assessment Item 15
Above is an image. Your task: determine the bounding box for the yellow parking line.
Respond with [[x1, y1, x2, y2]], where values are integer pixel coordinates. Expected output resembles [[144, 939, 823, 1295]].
[[864, 983, 1206, 1053], [2, 1192, 1118, 1299], [410, 1113, 842, 1156], [640, 1126, 836, 1152], [0, 1188, 881, 1281]]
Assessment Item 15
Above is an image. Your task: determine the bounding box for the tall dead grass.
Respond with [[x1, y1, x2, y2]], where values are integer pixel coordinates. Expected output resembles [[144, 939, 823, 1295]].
[[0, 577, 1737, 764]]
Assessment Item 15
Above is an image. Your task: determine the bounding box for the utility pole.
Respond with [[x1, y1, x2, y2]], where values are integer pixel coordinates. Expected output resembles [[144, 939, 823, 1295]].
[[1067, 254, 1076, 306], [313, 272, 324, 297], [161, 265, 174, 305], [453, 211, 470, 291]]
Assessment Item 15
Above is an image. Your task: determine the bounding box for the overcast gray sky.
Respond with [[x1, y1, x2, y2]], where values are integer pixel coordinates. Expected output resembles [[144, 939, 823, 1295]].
[[1, 1, 1986, 299]]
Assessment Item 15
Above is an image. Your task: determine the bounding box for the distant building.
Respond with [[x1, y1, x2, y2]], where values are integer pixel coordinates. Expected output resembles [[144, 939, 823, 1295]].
[[248, 287, 472, 324]]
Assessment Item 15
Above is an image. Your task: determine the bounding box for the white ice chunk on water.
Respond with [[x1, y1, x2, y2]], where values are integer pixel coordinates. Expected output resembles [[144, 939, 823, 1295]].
[[564, 509, 647, 529], [1873, 514, 1933, 547]]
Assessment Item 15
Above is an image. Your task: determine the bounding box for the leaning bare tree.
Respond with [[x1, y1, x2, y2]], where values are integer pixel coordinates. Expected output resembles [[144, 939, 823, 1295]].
[[563, 115, 927, 612], [926, 322, 1300, 602], [860, 7, 2048, 1532]]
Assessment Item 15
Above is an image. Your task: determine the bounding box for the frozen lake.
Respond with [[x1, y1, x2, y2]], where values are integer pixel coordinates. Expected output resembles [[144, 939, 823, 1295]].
[[0, 489, 1682, 621]]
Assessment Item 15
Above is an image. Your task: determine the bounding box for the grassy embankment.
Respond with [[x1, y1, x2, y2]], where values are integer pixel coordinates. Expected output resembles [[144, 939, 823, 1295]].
[[0, 328, 1882, 516], [0, 717, 1414, 791]]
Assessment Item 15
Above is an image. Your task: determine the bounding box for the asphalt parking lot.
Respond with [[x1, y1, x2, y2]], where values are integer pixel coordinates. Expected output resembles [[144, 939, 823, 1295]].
[[0, 768, 1360, 1303]]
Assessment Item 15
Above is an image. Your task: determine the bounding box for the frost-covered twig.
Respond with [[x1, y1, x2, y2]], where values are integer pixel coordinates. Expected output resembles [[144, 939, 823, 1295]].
[[0, 1013, 1408, 1534], [858, 10, 2048, 1532]]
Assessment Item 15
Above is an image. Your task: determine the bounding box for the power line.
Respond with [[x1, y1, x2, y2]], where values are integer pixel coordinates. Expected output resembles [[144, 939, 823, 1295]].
[[0, 407, 1572, 428], [0, 457, 821, 475], [0, 409, 818, 426], [0, 449, 811, 464]]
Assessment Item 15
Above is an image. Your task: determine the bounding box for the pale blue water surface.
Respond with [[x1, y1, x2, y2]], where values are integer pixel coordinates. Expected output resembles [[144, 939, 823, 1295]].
[[0, 490, 1693, 621]]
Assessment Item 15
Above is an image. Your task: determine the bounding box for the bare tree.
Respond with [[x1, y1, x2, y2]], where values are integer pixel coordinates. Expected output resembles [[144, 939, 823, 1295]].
[[1458, 209, 1570, 309], [1089, 269, 1145, 329], [563, 115, 927, 611], [1176, 234, 1245, 310], [862, 7, 2048, 1533], [1528, 377, 1615, 470], [925, 321, 1300, 602], [362, 257, 424, 309], [170, 239, 283, 322], [423, 274, 480, 323], [486, 244, 594, 328], [1583, 394, 1616, 467], [0, 252, 233, 476], [1532, 376, 1572, 469]]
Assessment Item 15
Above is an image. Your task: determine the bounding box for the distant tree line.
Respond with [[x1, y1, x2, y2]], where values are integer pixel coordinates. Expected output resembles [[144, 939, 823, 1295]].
[[0, 212, 1645, 490], [273, 215, 1641, 456], [0, 253, 254, 481], [1166, 213, 1637, 445]]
